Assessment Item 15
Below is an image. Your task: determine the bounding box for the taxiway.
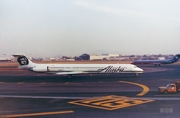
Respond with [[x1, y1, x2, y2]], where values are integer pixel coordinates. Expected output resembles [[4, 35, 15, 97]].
[[0, 63, 180, 118]]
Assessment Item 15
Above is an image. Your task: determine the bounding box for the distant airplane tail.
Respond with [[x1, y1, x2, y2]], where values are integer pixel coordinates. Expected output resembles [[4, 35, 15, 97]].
[[171, 54, 180, 63], [12, 53, 35, 69]]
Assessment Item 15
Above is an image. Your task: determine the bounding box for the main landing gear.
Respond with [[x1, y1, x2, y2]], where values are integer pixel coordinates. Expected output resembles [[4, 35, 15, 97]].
[[135, 73, 138, 77], [68, 75, 72, 78]]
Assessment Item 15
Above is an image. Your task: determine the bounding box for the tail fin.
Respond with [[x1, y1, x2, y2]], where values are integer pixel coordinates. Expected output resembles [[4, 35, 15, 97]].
[[171, 54, 180, 63], [12, 53, 35, 66]]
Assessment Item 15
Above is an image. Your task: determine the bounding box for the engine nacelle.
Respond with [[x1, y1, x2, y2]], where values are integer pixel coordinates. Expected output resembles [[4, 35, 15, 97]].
[[31, 66, 47, 72]]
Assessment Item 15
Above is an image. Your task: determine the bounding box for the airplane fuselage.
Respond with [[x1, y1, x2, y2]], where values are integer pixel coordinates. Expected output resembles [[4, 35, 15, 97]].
[[132, 59, 172, 65], [18, 63, 143, 74], [13, 54, 143, 76], [132, 54, 180, 66]]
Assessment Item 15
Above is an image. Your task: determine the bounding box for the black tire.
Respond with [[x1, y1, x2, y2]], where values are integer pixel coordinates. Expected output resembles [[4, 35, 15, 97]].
[[164, 90, 168, 94], [68, 75, 72, 78]]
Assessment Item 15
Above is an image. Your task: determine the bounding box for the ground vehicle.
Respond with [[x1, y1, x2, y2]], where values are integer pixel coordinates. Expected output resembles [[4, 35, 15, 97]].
[[158, 81, 180, 94]]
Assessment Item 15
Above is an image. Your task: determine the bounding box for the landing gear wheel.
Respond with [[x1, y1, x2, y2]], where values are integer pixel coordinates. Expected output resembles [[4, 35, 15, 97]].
[[164, 90, 168, 94], [135, 73, 138, 77], [68, 75, 72, 78]]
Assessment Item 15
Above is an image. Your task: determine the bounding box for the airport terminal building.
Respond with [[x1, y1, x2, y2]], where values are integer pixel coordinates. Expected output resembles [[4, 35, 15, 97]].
[[78, 53, 120, 61]]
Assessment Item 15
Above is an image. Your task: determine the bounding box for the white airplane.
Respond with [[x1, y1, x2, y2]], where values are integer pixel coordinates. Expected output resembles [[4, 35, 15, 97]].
[[13, 53, 143, 76]]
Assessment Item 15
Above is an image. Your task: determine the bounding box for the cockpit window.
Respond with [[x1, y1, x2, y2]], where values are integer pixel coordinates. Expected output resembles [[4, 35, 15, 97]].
[[134, 66, 137, 68]]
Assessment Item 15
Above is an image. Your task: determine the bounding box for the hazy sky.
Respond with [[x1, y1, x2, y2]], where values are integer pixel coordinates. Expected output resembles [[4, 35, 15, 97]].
[[1, 0, 180, 57]]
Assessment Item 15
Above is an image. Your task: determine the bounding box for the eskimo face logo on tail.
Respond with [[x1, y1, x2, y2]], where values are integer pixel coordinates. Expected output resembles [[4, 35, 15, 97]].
[[17, 56, 29, 65]]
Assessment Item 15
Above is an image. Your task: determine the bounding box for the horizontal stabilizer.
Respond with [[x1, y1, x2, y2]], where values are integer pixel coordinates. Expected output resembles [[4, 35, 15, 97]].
[[12, 53, 26, 58]]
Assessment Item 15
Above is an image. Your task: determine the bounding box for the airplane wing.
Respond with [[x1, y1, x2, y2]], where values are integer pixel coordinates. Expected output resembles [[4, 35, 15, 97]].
[[56, 71, 86, 75]]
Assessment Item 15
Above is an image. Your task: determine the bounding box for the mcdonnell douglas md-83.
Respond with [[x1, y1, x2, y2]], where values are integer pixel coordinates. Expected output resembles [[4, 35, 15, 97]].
[[13, 53, 143, 77], [132, 54, 180, 66]]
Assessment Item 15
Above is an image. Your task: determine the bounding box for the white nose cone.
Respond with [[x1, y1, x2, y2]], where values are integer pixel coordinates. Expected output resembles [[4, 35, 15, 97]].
[[138, 67, 143, 72]]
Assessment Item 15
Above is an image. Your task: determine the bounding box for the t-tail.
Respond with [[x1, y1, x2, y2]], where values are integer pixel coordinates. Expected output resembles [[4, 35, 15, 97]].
[[12, 53, 36, 70], [170, 54, 180, 63]]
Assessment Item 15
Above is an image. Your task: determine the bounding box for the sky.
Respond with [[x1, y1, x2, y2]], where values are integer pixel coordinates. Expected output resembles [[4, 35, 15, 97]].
[[1, 0, 180, 57]]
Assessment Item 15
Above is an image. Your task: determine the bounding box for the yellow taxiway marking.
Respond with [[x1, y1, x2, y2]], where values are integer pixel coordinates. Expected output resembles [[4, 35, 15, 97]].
[[1, 110, 74, 118], [69, 95, 153, 110], [119, 81, 149, 96]]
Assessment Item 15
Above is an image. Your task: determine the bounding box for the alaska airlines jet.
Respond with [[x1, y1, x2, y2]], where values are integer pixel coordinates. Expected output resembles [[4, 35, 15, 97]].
[[13, 53, 143, 76], [132, 54, 180, 66]]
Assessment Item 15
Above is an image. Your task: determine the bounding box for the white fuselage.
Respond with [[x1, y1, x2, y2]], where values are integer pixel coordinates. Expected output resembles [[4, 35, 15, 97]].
[[18, 63, 143, 75]]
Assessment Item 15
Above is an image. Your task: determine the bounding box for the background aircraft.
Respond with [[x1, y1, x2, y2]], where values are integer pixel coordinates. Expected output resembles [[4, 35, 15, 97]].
[[13, 53, 143, 76], [131, 54, 180, 66], [0, 57, 12, 62]]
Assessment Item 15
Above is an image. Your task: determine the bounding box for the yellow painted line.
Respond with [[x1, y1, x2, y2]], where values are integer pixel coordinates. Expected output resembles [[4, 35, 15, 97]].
[[69, 95, 153, 110], [119, 81, 149, 96], [1, 110, 74, 118], [70, 101, 112, 110], [81, 96, 114, 104]]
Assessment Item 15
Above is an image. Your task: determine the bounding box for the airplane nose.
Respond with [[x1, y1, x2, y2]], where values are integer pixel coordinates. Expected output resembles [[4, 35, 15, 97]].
[[138, 67, 143, 72]]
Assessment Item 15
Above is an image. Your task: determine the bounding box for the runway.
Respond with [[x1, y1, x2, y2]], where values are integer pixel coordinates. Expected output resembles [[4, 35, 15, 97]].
[[0, 63, 180, 118]]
